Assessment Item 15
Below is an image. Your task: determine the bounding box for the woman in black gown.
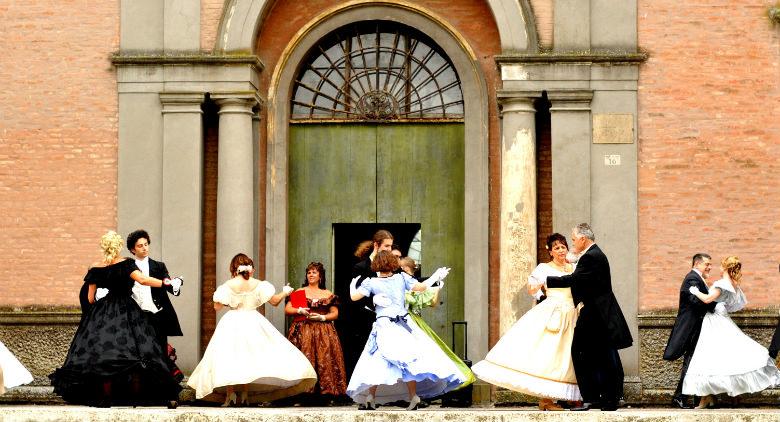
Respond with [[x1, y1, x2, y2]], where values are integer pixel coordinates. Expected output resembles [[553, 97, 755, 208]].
[[50, 231, 181, 408]]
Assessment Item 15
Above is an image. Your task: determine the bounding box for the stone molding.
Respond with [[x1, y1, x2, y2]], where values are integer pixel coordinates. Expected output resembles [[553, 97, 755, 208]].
[[639, 309, 780, 328], [159, 92, 206, 114], [495, 52, 648, 65], [0, 308, 80, 325], [111, 53, 264, 72]]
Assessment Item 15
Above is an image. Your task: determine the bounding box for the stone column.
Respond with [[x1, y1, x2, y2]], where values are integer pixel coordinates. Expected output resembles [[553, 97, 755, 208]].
[[212, 94, 259, 284], [498, 96, 538, 336], [548, 90, 593, 233], [159, 92, 204, 372]]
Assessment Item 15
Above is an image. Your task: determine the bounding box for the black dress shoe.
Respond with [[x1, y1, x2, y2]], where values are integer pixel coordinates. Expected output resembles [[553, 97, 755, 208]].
[[671, 397, 693, 409], [600, 401, 618, 411], [571, 402, 598, 411]]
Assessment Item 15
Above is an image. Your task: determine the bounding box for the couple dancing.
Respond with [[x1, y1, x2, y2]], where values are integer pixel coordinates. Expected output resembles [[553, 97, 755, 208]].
[[473, 223, 632, 411], [665, 254, 780, 409]]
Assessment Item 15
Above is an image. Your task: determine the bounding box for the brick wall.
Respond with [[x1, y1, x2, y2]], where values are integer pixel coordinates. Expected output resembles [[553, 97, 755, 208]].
[[201, 0, 224, 51], [0, 1, 119, 306], [638, 0, 780, 310]]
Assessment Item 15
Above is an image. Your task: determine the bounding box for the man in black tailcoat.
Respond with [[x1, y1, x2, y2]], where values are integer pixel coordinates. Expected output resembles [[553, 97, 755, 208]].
[[546, 223, 632, 411], [126, 230, 183, 351], [663, 253, 716, 408]]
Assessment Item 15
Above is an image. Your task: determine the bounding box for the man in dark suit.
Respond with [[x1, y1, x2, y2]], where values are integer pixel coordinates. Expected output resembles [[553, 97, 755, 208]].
[[546, 223, 632, 411], [663, 253, 716, 408], [126, 230, 183, 351]]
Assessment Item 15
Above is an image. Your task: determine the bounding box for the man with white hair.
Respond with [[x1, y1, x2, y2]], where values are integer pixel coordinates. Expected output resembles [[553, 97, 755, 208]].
[[546, 223, 632, 411]]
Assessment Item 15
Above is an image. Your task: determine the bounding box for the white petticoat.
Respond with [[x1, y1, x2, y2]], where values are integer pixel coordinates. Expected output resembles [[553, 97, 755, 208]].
[[683, 305, 780, 396], [0, 340, 33, 393]]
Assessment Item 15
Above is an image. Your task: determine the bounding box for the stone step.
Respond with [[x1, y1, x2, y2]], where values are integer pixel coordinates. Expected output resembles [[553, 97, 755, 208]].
[[1, 405, 780, 422]]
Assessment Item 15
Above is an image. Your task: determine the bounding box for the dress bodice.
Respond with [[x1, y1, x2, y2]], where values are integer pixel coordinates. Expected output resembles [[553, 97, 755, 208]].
[[305, 293, 340, 314], [87, 259, 139, 298], [528, 262, 573, 300], [712, 278, 747, 314], [213, 279, 276, 311], [357, 273, 417, 318]]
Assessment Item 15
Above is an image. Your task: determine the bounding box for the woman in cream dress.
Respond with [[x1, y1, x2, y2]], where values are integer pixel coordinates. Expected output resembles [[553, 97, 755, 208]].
[[187, 253, 317, 406], [0, 340, 33, 395], [472, 233, 581, 411]]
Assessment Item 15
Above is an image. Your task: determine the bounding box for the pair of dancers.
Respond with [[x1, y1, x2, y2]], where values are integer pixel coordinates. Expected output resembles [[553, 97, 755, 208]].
[[665, 254, 780, 409], [474, 225, 632, 411]]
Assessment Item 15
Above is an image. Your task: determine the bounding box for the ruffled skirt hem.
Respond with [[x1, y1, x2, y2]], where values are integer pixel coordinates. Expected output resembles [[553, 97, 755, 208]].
[[472, 360, 581, 401], [683, 358, 780, 396]]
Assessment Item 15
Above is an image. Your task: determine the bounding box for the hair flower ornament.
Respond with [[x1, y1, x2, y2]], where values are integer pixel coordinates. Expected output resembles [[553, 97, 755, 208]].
[[237, 264, 253, 273]]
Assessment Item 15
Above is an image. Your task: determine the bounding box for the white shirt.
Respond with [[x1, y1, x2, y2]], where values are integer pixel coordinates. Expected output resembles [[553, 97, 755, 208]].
[[132, 257, 159, 313]]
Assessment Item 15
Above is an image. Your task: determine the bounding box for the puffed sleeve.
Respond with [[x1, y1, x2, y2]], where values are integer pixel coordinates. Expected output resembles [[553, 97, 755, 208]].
[[213, 284, 234, 306], [357, 277, 374, 297], [400, 272, 418, 291], [255, 280, 276, 305]]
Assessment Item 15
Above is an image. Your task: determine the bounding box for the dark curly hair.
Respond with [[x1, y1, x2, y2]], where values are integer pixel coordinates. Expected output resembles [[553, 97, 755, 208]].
[[545, 233, 568, 251], [371, 250, 400, 273], [126, 229, 150, 254], [303, 262, 327, 289]]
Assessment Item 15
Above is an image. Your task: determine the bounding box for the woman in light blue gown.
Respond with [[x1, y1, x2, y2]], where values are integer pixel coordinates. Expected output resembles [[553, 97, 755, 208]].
[[346, 251, 465, 410]]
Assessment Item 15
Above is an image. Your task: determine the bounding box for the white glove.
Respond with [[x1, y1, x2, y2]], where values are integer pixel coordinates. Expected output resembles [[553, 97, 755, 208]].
[[373, 294, 392, 308], [297, 307, 310, 315], [350, 276, 361, 297], [309, 314, 326, 322], [95, 288, 109, 301], [282, 285, 294, 296], [167, 277, 183, 296], [689, 286, 702, 295], [423, 267, 451, 288]]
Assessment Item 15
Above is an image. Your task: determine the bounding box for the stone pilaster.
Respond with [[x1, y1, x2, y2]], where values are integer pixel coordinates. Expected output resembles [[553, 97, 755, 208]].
[[498, 96, 538, 336], [548, 90, 593, 234], [212, 94, 260, 284], [159, 92, 205, 372]]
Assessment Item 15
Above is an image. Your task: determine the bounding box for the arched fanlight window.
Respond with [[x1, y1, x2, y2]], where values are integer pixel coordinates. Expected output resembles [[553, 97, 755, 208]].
[[291, 21, 463, 121]]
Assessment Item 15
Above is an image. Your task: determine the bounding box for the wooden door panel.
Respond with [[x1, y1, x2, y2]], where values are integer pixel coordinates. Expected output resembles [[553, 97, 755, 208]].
[[376, 123, 465, 344]]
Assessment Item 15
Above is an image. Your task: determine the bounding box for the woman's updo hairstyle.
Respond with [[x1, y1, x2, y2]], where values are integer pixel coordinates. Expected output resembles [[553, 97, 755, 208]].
[[722, 255, 742, 286], [100, 231, 123, 263], [371, 250, 400, 273], [545, 233, 568, 251], [229, 253, 254, 280]]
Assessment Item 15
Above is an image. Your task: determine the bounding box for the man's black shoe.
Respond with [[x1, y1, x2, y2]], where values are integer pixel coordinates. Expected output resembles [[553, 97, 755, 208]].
[[600, 401, 618, 411], [571, 402, 598, 411], [671, 397, 692, 409]]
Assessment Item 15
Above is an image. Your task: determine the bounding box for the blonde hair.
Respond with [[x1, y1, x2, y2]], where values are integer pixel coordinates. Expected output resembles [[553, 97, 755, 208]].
[[722, 256, 742, 286], [100, 231, 123, 263], [399, 257, 416, 275]]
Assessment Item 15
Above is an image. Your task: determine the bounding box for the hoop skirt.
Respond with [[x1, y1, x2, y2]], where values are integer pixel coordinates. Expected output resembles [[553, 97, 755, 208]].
[[683, 278, 780, 396], [49, 259, 181, 406], [473, 263, 582, 401], [187, 280, 317, 403], [347, 274, 467, 405], [406, 289, 475, 390], [0, 340, 33, 394]]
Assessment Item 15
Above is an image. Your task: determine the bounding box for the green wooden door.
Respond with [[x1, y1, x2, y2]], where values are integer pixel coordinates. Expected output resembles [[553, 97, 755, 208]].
[[288, 123, 464, 343]]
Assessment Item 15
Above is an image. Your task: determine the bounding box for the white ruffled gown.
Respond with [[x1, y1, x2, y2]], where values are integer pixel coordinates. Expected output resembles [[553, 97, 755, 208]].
[[187, 280, 317, 403], [472, 263, 582, 401], [0, 340, 34, 395], [346, 273, 467, 406], [683, 277, 780, 396]]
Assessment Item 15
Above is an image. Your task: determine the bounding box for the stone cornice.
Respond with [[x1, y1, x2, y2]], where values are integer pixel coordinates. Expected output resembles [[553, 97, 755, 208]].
[[0, 307, 80, 325], [639, 309, 780, 328], [496, 51, 648, 65], [110, 53, 264, 72]]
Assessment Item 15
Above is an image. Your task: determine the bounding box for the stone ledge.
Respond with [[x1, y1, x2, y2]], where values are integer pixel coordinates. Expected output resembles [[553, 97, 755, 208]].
[[639, 309, 780, 328], [1, 406, 780, 422], [110, 53, 264, 71], [496, 51, 648, 64]]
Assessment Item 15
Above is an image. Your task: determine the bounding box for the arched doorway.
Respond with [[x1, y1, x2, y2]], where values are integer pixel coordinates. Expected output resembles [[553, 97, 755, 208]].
[[287, 21, 465, 375]]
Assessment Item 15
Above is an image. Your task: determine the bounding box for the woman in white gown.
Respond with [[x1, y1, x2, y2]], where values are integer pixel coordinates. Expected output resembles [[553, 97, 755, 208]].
[[683, 256, 780, 408], [187, 253, 317, 406], [0, 340, 33, 395], [472, 233, 582, 410]]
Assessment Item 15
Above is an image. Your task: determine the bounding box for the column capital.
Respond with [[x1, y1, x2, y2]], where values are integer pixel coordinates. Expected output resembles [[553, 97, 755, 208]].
[[547, 90, 593, 112], [212, 92, 262, 115], [159, 92, 205, 114]]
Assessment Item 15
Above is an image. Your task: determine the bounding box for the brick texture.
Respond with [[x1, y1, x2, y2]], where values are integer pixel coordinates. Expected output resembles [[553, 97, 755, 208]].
[[529, 0, 553, 49], [200, 0, 224, 51], [638, 0, 780, 311], [0, 1, 119, 306]]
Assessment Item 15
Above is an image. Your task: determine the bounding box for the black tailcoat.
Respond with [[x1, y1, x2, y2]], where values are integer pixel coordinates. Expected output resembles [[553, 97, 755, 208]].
[[148, 258, 183, 337], [663, 270, 716, 361], [547, 244, 633, 350]]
